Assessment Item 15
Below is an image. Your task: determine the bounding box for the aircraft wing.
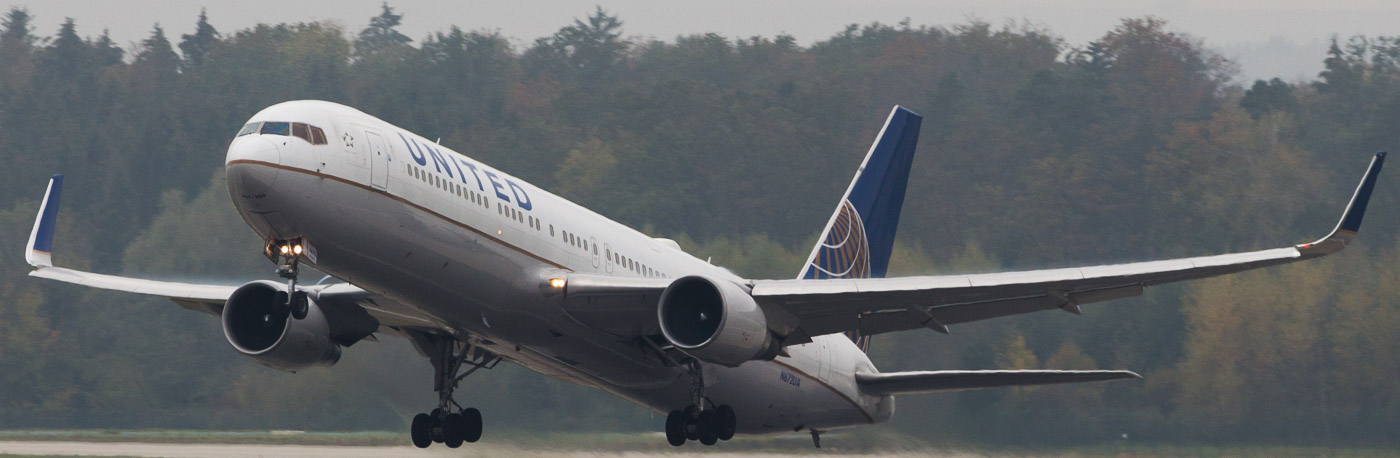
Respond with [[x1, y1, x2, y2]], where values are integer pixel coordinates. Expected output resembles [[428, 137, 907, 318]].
[[855, 369, 1141, 396], [752, 152, 1384, 343], [560, 153, 1384, 345], [23, 175, 446, 333]]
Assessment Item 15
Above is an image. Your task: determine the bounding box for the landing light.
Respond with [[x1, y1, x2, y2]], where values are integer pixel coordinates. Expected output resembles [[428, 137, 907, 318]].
[[279, 245, 290, 255], [293, 244, 303, 255], [549, 278, 567, 289]]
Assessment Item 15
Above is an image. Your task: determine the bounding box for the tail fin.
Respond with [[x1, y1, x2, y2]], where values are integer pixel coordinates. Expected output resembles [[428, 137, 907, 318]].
[[798, 106, 922, 351]]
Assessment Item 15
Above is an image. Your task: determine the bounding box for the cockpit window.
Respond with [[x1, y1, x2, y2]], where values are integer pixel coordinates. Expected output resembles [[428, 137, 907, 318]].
[[244, 121, 328, 145], [292, 123, 312, 143], [236, 122, 261, 137], [289, 122, 330, 145], [260, 122, 291, 136]]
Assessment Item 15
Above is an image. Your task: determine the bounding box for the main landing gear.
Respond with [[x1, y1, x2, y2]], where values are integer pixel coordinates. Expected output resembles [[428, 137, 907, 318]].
[[266, 238, 309, 319], [410, 336, 499, 448], [664, 360, 737, 447]]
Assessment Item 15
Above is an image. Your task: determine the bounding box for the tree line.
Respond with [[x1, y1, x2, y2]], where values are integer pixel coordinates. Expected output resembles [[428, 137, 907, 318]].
[[0, 4, 1397, 445]]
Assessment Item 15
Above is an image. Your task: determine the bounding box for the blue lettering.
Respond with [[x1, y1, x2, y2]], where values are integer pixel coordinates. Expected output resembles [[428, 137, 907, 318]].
[[425, 146, 454, 178], [409, 138, 434, 171], [484, 171, 510, 202], [459, 160, 485, 191], [507, 180, 533, 211], [451, 156, 468, 183], [399, 133, 426, 166]]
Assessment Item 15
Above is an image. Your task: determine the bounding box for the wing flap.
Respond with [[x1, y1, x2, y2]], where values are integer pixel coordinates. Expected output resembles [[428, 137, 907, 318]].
[[856, 370, 1141, 396]]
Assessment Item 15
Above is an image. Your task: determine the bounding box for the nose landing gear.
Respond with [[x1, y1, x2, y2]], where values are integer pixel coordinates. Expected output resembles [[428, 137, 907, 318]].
[[265, 238, 309, 319]]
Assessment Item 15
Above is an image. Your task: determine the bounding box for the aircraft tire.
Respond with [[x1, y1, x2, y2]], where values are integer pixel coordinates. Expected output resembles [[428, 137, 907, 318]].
[[463, 407, 483, 443], [715, 405, 736, 440], [684, 406, 700, 440], [665, 411, 686, 446], [289, 291, 309, 320], [410, 413, 432, 448], [442, 413, 465, 448], [697, 410, 718, 446], [429, 410, 445, 443]]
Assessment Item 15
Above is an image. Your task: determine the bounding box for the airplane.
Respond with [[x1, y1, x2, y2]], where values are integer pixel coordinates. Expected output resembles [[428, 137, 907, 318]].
[[23, 101, 1383, 448]]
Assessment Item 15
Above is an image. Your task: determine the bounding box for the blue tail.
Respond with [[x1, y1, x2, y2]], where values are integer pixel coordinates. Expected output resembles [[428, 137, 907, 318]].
[[798, 106, 922, 351]]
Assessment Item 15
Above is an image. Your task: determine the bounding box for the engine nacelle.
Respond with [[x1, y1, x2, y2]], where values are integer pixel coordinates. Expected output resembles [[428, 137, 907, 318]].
[[221, 281, 341, 372], [658, 276, 779, 367]]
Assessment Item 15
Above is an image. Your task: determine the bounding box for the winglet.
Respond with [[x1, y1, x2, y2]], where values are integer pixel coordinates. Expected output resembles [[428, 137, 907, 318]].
[[24, 174, 63, 268], [1299, 152, 1384, 257]]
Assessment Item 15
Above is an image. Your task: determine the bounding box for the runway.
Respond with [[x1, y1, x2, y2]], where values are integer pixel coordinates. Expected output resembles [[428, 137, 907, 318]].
[[0, 440, 978, 458]]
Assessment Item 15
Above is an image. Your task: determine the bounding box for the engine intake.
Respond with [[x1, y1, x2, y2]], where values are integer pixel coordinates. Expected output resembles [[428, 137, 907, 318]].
[[222, 281, 341, 372], [658, 276, 778, 367]]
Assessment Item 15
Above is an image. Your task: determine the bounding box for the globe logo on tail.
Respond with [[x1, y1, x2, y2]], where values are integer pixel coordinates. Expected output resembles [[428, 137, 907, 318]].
[[807, 200, 871, 279]]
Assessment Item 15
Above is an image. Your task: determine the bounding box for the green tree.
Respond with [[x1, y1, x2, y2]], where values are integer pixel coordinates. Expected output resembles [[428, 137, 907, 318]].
[[354, 2, 411, 57], [178, 9, 219, 70], [1241, 78, 1297, 118]]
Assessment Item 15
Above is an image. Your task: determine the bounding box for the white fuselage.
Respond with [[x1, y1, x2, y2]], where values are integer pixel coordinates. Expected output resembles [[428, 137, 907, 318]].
[[223, 101, 893, 434]]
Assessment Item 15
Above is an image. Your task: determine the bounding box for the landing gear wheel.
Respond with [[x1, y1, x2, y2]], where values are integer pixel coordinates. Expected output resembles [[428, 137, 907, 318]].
[[683, 405, 700, 440], [665, 410, 686, 446], [429, 410, 445, 443], [462, 407, 483, 443], [410, 413, 432, 448], [442, 413, 465, 448], [715, 404, 736, 441], [289, 291, 309, 319], [697, 409, 718, 446]]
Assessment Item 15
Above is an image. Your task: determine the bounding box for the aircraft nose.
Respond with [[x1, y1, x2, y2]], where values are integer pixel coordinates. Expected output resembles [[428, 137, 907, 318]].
[[226, 136, 281, 166], [226, 137, 281, 211]]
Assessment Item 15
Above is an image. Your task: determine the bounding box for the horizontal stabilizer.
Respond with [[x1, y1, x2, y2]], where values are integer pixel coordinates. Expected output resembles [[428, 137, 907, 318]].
[[856, 369, 1141, 396]]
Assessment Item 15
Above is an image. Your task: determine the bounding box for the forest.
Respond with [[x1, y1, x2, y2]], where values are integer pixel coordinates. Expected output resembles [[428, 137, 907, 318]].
[[0, 4, 1398, 446]]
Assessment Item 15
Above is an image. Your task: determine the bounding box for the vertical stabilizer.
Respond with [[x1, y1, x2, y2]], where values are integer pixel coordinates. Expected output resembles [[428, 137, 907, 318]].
[[798, 106, 922, 350]]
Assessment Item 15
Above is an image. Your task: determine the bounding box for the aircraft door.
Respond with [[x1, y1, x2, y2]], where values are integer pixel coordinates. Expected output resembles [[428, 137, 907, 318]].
[[603, 243, 613, 273], [366, 131, 389, 190], [590, 237, 600, 269]]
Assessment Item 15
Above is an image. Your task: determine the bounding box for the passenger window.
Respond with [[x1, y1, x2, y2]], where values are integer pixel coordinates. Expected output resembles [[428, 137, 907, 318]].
[[310, 126, 328, 145], [237, 122, 260, 137], [292, 123, 313, 143], [550, 225, 555, 237], [260, 122, 290, 136]]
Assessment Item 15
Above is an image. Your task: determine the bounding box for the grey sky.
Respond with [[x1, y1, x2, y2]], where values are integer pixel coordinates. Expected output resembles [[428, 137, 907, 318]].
[[5, 1, 1399, 82]]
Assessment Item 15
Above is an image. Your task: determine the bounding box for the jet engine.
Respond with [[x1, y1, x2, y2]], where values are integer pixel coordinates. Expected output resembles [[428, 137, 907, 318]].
[[658, 276, 780, 367], [221, 281, 341, 372]]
